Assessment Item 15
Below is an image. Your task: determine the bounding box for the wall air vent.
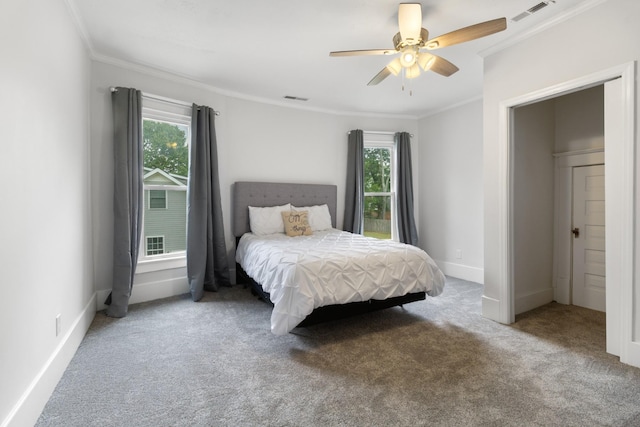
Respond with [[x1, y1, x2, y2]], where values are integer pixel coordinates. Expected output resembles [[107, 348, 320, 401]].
[[283, 95, 309, 101], [511, 0, 555, 22]]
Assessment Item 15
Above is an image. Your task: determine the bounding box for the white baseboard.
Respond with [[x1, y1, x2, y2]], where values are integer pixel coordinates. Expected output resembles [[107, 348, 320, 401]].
[[514, 287, 554, 315], [1, 294, 96, 427], [435, 260, 484, 284], [621, 341, 640, 368], [482, 294, 502, 323], [96, 275, 189, 311]]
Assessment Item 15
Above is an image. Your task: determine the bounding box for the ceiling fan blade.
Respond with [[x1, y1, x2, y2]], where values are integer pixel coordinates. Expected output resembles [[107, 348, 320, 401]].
[[425, 17, 507, 50], [367, 67, 392, 86], [398, 3, 422, 44], [330, 49, 396, 57], [429, 55, 459, 77]]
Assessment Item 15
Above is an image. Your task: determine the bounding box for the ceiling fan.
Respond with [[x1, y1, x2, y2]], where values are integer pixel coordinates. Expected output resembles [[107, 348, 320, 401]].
[[330, 3, 507, 86]]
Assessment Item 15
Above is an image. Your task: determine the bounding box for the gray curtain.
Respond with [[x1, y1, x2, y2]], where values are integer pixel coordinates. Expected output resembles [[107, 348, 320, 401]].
[[395, 132, 419, 246], [187, 104, 230, 301], [107, 87, 143, 317], [343, 129, 364, 234]]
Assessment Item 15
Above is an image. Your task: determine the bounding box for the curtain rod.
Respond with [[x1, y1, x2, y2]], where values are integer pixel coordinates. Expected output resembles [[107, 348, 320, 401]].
[[348, 130, 414, 137], [110, 87, 220, 116]]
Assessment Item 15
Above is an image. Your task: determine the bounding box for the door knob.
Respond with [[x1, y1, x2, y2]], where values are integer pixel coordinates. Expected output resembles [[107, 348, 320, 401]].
[[572, 227, 580, 238]]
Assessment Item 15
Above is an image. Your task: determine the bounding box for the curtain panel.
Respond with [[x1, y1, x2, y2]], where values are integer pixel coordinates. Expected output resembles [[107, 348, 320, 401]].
[[343, 129, 364, 234], [107, 87, 143, 317], [395, 132, 419, 246], [187, 104, 230, 301]]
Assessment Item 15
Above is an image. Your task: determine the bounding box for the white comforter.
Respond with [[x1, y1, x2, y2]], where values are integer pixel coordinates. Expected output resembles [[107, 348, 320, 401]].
[[236, 229, 446, 335]]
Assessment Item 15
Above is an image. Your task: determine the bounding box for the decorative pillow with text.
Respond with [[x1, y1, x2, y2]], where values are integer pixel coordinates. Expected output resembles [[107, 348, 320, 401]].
[[281, 210, 313, 237]]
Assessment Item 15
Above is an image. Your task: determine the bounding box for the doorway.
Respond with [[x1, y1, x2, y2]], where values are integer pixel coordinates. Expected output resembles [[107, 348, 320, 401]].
[[492, 62, 637, 364], [511, 86, 604, 316]]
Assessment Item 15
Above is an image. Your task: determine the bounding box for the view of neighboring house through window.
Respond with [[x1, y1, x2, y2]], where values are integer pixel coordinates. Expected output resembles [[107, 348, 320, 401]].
[[141, 108, 190, 259], [146, 236, 165, 255], [363, 135, 396, 240]]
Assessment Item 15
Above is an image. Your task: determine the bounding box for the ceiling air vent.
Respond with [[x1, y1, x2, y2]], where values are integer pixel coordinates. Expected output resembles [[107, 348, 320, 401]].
[[511, 0, 555, 22], [528, 1, 550, 13], [283, 95, 309, 101]]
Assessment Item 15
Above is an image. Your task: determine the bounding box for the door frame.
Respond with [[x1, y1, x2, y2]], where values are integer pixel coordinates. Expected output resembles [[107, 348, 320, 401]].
[[552, 149, 604, 306], [495, 61, 637, 364]]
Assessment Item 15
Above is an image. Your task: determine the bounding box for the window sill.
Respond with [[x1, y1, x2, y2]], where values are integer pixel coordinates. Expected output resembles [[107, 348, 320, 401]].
[[136, 255, 186, 274]]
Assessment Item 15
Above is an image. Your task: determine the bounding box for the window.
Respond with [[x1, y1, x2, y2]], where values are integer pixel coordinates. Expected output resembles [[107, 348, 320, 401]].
[[363, 134, 396, 240], [149, 190, 167, 209], [146, 236, 165, 256], [140, 99, 191, 263]]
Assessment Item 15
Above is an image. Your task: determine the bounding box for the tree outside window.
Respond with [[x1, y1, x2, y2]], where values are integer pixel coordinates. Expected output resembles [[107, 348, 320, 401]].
[[143, 120, 189, 176]]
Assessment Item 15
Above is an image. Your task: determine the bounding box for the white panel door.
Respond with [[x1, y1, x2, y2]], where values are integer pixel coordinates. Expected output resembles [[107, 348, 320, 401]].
[[572, 164, 605, 312]]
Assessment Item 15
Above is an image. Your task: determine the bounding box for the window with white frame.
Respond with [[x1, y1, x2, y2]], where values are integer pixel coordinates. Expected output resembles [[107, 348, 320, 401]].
[[363, 133, 397, 240], [146, 236, 165, 256], [140, 99, 191, 261], [148, 190, 167, 209]]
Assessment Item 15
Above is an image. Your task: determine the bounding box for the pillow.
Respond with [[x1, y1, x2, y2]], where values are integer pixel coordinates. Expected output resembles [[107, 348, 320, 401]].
[[292, 204, 332, 231], [248, 204, 291, 236], [281, 210, 313, 237]]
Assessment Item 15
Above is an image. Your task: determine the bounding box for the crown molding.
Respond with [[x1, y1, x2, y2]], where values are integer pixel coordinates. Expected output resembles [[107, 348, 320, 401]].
[[418, 94, 483, 120], [92, 53, 418, 120], [62, 0, 94, 52], [479, 0, 608, 58]]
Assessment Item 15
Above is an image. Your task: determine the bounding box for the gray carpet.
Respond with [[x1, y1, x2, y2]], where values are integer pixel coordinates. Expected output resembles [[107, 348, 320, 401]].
[[36, 278, 640, 426]]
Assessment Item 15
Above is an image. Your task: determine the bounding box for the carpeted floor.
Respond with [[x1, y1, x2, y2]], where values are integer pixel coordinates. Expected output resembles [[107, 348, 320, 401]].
[[36, 278, 640, 426]]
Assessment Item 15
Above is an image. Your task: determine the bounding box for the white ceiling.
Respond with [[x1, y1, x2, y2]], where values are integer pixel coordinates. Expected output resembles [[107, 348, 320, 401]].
[[68, 0, 592, 117]]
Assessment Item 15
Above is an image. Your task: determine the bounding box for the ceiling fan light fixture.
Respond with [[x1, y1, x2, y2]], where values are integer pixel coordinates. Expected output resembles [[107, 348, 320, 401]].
[[399, 46, 418, 68], [329, 3, 507, 87], [417, 53, 436, 71], [405, 63, 421, 79]]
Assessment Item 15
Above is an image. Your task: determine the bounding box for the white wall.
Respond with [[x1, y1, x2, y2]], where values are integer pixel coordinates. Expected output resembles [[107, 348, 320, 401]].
[[554, 85, 604, 153], [90, 60, 420, 301], [513, 100, 556, 314], [482, 0, 639, 337], [0, 1, 94, 426], [418, 100, 484, 283]]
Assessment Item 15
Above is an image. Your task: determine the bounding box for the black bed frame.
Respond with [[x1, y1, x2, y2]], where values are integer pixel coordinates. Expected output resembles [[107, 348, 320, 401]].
[[232, 181, 426, 330]]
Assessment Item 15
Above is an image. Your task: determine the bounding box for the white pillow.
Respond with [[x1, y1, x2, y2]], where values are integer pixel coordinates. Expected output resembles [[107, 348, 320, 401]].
[[249, 204, 291, 236], [292, 204, 332, 231]]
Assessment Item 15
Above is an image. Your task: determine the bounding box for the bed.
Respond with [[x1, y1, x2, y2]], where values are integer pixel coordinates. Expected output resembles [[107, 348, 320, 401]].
[[233, 181, 445, 334]]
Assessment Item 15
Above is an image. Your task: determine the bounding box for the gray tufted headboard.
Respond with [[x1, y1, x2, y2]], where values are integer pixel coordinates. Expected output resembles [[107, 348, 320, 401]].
[[233, 181, 337, 237]]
